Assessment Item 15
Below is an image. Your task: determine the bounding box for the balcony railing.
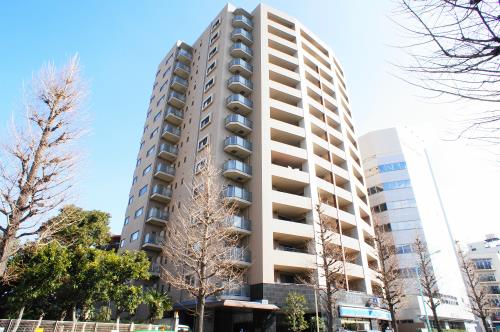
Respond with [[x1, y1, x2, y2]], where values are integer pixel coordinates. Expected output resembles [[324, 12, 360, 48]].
[[165, 106, 184, 120], [170, 76, 188, 92], [228, 58, 253, 74], [168, 90, 186, 103], [176, 48, 193, 63], [156, 163, 176, 176], [144, 233, 163, 245], [231, 28, 253, 44], [148, 207, 169, 221], [220, 284, 250, 298], [230, 43, 253, 58], [173, 61, 191, 78], [149, 262, 161, 274], [228, 75, 253, 90], [224, 136, 252, 151], [163, 124, 181, 137], [227, 94, 253, 108], [225, 114, 253, 129], [158, 142, 178, 157], [152, 184, 172, 198], [276, 244, 309, 254], [227, 246, 251, 263], [228, 215, 251, 231], [224, 185, 252, 202], [223, 160, 252, 176], [233, 15, 254, 29]]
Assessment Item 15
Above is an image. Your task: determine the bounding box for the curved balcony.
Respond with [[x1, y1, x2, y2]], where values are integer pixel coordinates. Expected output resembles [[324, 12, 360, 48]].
[[170, 75, 188, 93], [154, 163, 175, 182], [167, 90, 186, 109], [142, 233, 163, 251], [223, 160, 252, 182], [232, 15, 254, 31], [173, 61, 190, 79], [228, 215, 251, 234], [146, 207, 169, 227], [225, 114, 252, 136], [230, 42, 253, 60], [231, 28, 253, 45], [176, 48, 193, 65], [224, 136, 252, 158], [228, 58, 253, 78], [227, 75, 253, 96], [151, 184, 172, 203], [224, 185, 252, 208], [158, 142, 178, 161], [226, 94, 253, 115], [165, 106, 184, 125], [162, 124, 181, 143]]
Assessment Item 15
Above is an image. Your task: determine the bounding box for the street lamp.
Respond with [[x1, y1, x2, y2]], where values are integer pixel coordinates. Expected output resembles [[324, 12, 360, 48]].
[[415, 249, 441, 332]]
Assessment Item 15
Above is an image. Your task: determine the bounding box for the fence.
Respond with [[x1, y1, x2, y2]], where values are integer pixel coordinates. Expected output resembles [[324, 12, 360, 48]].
[[0, 320, 172, 332]]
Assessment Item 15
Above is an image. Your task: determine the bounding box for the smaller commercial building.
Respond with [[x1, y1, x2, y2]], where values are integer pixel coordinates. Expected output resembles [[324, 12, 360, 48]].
[[468, 234, 500, 331]]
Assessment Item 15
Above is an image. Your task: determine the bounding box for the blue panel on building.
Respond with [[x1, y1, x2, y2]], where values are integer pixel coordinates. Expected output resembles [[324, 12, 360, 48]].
[[339, 306, 392, 321]]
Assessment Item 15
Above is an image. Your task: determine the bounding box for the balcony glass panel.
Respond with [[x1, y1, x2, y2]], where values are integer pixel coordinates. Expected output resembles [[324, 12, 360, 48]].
[[228, 58, 253, 72], [230, 43, 253, 56], [163, 124, 181, 136], [224, 185, 252, 202], [226, 94, 253, 108], [224, 136, 252, 151], [159, 143, 178, 155], [223, 160, 252, 176], [229, 215, 251, 231], [225, 114, 253, 129], [148, 207, 169, 221], [156, 163, 176, 176], [152, 184, 172, 197], [228, 75, 253, 90]]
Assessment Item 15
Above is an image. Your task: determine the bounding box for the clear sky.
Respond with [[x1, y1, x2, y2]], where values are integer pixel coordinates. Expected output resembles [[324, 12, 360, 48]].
[[1, 1, 498, 243]]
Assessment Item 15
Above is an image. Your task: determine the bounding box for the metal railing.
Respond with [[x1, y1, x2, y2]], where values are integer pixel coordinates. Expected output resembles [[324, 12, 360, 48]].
[[176, 48, 193, 62], [231, 28, 253, 42], [162, 124, 181, 137], [224, 136, 252, 151], [228, 215, 251, 231], [230, 42, 253, 56], [170, 75, 188, 87], [152, 184, 172, 198], [225, 114, 253, 129], [227, 246, 251, 262], [156, 163, 175, 176], [147, 207, 169, 221], [233, 15, 254, 28], [167, 90, 186, 103], [174, 61, 191, 73], [228, 58, 253, 73], [158, 142, 178, 155], [228, 75, 253, 90], [226, 94, 253, 108], [165, 106, 184, 119], [0, 319, 172, 332], [223, 160, 252, 176], [224, 185, 252, 202], [220, 284, 250, 297]]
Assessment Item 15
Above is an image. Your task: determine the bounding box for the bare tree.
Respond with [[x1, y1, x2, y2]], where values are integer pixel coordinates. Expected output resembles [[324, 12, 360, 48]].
[[0, 56, 85, 279], [310, 203, 348, 332], [160, 148, 246, 332], [396, 0, 500, 143], [414, 237, 442, 332], [373, 221, 405, 332], [456, 242, 490, 332]]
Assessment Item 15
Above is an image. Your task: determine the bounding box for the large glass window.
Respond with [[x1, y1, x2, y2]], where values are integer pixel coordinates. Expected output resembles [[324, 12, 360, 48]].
[[378, 161, 407, 173], [138, 185, 148, 197], [130, 231, 139, 242], [134, 207, 144, 218], [395, 244, 415, 254], [474, 259, 492, 270]]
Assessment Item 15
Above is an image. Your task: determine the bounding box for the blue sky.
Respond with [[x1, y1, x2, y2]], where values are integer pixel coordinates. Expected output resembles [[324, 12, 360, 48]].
[[1, 1, 497, 242]]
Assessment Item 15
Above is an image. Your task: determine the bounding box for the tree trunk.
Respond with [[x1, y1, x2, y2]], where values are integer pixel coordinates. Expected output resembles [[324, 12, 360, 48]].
[[196, 295, 205, 332], [389, 306, 398, 332], [71, 306, 77, 332], [0, 219, 18, 277], [36, 313, 45, 328], [429, 302, 442, 332], [116, 314, 120, 332], [11, 306, 25, 332], [480, 316, 489, 332]]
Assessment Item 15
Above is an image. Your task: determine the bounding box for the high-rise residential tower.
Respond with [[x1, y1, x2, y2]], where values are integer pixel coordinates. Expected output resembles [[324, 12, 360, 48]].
[[120, 4, 390, 330], [359, 128, 476, 332], [467, 234, 500, 330]]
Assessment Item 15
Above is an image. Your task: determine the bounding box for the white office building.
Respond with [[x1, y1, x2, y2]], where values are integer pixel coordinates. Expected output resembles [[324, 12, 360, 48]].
[[360, 128, 475, 332]]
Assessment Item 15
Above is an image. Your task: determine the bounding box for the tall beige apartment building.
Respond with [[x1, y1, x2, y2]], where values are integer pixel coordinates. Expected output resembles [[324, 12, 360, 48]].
[[119, 3, 389, 331]]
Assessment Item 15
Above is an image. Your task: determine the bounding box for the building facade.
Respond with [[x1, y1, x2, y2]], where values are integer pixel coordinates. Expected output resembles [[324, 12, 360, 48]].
[[468, 234, 500, 330], [119, 4, 389, 331], [359, 128, 476, 332]]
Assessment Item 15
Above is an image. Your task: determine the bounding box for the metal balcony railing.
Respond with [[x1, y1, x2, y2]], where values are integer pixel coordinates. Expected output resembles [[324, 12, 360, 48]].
[[223, 160, 252, 176], [224, 136, 252, 151], [224, 185, 252, 202], [224, 114, 253, 129]]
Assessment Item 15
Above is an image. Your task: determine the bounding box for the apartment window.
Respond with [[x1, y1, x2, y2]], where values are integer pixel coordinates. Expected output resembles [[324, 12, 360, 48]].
[[143, 124, 149, 133], [395, 244, 414, 254], [154, 111, 162, 122], [368, 179, 411, 195], [202, 95, 213, 110], [398, 267, 419, 279], [210, 32, 219, 45], [124, 216, 130, 225], [204, 77, 215, 92], [128, 196, 134, 205], [140, 140, 145, 150], [156, 68, 161, 77], [211, 18, 220, 31], [130, 231, 139, 242], [195, 159, 206, 174], [371, 203, 387, 214], [132, 176, 138, 185], [134, 207, 144, 218], [136, 158, 141, 167], [120, 239, 126, 248], [162, 67, 171, 78], [199, 114, 211, 129], [143, 164, 152, 175], [147, 109, 152, 118], [150, 127, 159, 139], [138, 185, 148, 197], [159, 81, 168, 92], [474, 259, 492, 270], [208, 46, 218, 59], [197, 136, 209, 151], [206, 60, 217, 75], [156, 95, 165, 107], [387, 199, 417, 210], [146, 146, 156, 157], [378, 161, 407, 173], [150, 95, 155, 103]]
